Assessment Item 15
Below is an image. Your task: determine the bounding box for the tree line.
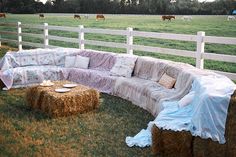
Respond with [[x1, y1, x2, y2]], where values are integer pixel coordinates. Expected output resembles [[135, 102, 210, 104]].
[[0, 0, 235, 15]]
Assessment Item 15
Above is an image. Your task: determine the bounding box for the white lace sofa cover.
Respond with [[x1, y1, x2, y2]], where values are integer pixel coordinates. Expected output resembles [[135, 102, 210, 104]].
[[0, 48, 235, 144]]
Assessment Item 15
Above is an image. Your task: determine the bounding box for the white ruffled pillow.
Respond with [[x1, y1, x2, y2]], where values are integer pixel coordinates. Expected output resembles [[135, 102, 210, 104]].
[[110, 55, 137, 77], [178, 91, 195, 108], [74, 56, 90, 69]]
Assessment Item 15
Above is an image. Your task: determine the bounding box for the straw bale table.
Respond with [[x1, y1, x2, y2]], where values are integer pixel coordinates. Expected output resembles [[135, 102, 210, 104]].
[[26, 81, 100, 118]]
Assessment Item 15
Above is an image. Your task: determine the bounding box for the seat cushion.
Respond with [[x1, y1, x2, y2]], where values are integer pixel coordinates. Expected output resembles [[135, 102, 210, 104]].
[[113, 76, 176, 115]]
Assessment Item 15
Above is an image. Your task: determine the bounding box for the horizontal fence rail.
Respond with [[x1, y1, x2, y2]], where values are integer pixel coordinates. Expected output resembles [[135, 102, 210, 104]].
[[132, 31, 197, 41], [84, 40, 127, 49], [132, 45, 196, 58], [204, 36, 236, 45], [21, 24, 44, 29], [48, 35, 78, 43], [0, 22, 236, 80], [84, 28, 127, 35], [48, 25, 78, 32]]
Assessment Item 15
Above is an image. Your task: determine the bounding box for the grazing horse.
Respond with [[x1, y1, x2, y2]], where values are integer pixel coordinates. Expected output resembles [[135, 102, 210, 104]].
[[39, 14, 45, 18], [0, 13, 6, 18], [227, 16, 235, 21], [162, 15, 175, 21], [74, 14, 81, 19], [96, 14, 105, 21]]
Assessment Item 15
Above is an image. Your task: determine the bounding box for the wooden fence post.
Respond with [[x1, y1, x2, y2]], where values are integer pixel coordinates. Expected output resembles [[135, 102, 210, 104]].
[[44, 23, 49, 48], [17, 22, 22, 51], [196, 31, 205, 69], [127, 27, 133, 54], [79, 25, 84, 50]]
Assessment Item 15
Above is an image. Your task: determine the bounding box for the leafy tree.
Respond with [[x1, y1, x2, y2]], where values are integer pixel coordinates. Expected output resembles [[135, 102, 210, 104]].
[[0, 0, 234, 15]]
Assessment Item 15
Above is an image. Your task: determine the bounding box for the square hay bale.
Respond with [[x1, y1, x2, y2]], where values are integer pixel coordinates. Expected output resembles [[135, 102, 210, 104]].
[[151, 125, 193, 157], [26, 81, 100, 118]]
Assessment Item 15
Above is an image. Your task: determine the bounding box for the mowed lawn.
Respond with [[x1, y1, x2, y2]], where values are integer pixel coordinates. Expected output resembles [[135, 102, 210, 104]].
[[0, 14, 236, 73]]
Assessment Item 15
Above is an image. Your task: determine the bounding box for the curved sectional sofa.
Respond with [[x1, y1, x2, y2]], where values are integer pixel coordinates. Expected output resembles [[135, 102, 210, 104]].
[[0, 48, 235, 156]]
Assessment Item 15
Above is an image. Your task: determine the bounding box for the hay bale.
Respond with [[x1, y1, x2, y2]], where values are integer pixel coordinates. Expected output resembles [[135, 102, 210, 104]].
[[151, 125, 193, 157], [193, 90, 236, 157], [26, 81, 100, 118], [152, 91, 236, 157], [225, 90, 236, 157], [0, 80, 5, 89], [193, 137, 226, 157]]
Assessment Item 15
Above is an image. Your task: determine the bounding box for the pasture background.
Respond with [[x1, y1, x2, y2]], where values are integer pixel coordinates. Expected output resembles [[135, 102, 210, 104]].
[[1, 14, 236, 73]]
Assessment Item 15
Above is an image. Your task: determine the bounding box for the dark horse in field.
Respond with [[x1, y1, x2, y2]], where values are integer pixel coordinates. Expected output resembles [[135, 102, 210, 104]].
[[74, 14, 81, 19], [162, 15, 175, 21], [39, 14, 44, 18], [0, 13, 6, 18], [96, 14, 105, 21]]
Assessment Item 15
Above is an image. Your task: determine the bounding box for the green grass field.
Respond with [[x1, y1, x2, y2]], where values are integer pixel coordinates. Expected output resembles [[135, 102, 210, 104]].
[[0, 14, 236, 73]]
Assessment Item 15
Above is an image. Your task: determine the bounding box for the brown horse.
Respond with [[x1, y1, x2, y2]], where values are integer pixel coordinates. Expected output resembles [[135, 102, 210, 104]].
[[0, 13, 6, 18], [96, 14, 105, 21], [74, 14, 81, 19], [162, 15, 175, 21], [39, 14, 44, 18]]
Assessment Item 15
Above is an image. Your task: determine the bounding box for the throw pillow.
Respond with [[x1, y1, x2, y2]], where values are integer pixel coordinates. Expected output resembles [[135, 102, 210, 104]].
[[65, 56, 76, 68], [158, 73, 176, 89], [110, 56, 137, 77], [178, 91, 195, 108], [74, 55, 90, 69]]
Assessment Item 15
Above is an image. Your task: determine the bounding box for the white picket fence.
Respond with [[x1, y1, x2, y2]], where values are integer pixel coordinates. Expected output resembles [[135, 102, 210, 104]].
[[0, 22, 236, 80]]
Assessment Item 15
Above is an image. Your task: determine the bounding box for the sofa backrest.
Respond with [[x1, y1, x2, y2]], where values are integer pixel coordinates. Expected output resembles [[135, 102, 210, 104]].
[[0, 48, 80, 70], [78, 49, 117, 71], [133, 56, 196, 89]]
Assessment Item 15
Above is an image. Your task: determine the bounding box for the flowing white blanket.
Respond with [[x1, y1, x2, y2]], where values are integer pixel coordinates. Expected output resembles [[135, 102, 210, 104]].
[[126, 74, 236, 147]]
